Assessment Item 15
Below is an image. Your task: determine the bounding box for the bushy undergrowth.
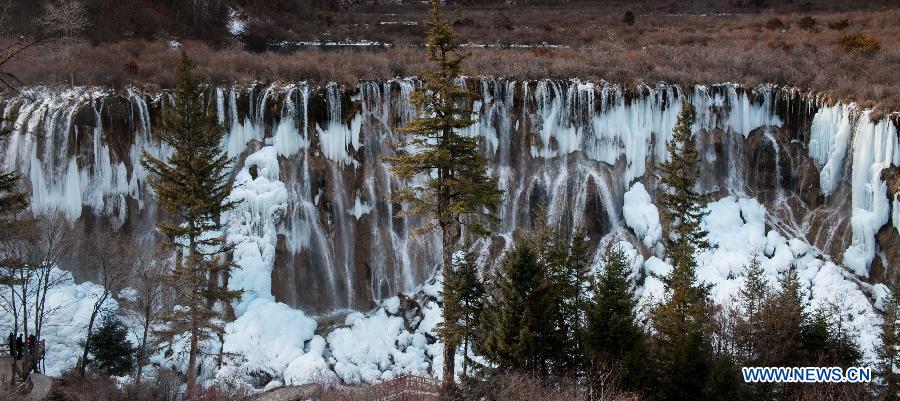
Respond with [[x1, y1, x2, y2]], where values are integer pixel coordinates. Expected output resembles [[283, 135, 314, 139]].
[[839, 33, 882, 55], [5, 6, 899, 109]]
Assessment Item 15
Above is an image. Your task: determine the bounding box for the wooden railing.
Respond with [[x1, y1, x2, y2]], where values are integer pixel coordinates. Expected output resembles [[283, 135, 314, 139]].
[[363, 375, 441, 401], [307, 375, 441, 401]]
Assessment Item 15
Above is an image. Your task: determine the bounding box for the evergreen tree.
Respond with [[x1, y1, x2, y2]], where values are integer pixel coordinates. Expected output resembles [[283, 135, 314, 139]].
[[0, 171, 27, 216], [586, 243, 646, 391], [758, 267, 806, 366], [658, 103, 711, 273], [477, 241, 555, 376], [754, 267, 806, 400], [801, 305, 862, 367], [440, 249, 485, 378], [140, 52, 239, 390], [386, 0, 502, 385], [878, 277, 899, 401], [735, 253, 768, 365], [85, 313, 136, 376], [542, 230, 591, 375], [650, 103, 713, 401]]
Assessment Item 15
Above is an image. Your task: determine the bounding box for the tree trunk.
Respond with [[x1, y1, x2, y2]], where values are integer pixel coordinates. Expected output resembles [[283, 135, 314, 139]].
[[186, 321, 198, 392], [134, 312, 151, 386], [79, 295, 106, 378], [440, 216, 460, 386], [462, 330, 469, 378]]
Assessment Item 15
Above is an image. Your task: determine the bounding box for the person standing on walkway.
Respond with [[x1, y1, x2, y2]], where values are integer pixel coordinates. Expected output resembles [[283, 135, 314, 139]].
[[14, 334, 23, 360]]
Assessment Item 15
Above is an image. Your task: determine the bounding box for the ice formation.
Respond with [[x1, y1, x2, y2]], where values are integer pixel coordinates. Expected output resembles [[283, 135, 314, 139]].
[[809, 104, 854, 197], [841, 112, 899, 276], [622, 182, 661, 250], [225, 146, 288, 315]]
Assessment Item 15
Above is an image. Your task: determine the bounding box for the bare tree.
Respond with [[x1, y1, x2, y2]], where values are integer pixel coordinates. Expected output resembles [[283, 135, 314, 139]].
[[0, 215, 37, 384], [0, 214, 72, 378], [120, 243, 171, 385], [0, 0, 88, 92], [28, 216, 73, 352], [77, 232, 132, 378]]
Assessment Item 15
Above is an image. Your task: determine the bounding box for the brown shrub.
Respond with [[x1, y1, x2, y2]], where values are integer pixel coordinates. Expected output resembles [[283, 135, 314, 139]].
[[797, 16, 818, 31], [48, 372, 125, 401], [623, 11, 635, 26], [839, 33, 881, 55], [765, 17, 787, 30], [123, 58, 139, 76], [828, 18, 851, 30]]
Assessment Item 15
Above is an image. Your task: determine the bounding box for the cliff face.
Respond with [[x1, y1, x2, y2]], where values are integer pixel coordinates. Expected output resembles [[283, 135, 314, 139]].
[[2, 79, 898, 313]]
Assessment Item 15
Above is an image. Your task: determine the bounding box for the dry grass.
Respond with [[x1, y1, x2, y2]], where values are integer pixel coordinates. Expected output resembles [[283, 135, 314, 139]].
[[4, 3, 900, 110]]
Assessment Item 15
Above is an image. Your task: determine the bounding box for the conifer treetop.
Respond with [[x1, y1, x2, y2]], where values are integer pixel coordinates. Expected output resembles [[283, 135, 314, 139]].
[[386, 0, 501, 238]]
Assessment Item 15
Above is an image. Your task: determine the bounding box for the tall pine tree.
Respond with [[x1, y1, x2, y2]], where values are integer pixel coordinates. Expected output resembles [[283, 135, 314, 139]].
[[650, 102, 713, 400], [386, 0, 502, 385], [140, 52, 239, 390]]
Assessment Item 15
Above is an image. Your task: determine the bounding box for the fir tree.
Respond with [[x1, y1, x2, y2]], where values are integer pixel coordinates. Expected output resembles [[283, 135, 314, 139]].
[[385, 0, 502, 385], [736, 253, 768, 364], [140, 52, 239, 390], [759, 267, 806, 367], [755, 267, 806, 400], [542, 229, 591, 375], [586, 243, 646, 391], [650, 103, 713, 401], [0, 172, 27, 216], [477, 241, 555, 376], [878, 277, 899, 401], [802, 305, 862, 367], [440, 249, 485, 378], [85, 313, 136, 376], [658, 103, 711, 272]]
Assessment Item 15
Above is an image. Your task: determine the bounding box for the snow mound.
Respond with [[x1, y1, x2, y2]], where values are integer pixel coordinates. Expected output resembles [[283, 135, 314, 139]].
[[622, 182, 661, 249], [217, 298, 317, 385]]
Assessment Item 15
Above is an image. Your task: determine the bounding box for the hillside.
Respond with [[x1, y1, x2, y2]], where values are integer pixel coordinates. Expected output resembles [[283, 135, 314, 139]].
[[2, 0, 900, 109]]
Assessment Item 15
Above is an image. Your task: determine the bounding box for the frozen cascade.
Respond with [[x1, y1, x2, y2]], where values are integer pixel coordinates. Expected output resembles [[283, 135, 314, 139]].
[[1, 80, 897, 313], [272, 85, 306, 157], [842, 112, 899, 276], [809, 104, 854, 197], [763, 130, 782, 196], [316, 83, 362, 165], [225, 146, 288, 316]]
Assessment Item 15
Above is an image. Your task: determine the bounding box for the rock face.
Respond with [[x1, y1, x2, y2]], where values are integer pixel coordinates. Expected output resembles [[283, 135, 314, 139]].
[[2, 81, 898, 312]]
